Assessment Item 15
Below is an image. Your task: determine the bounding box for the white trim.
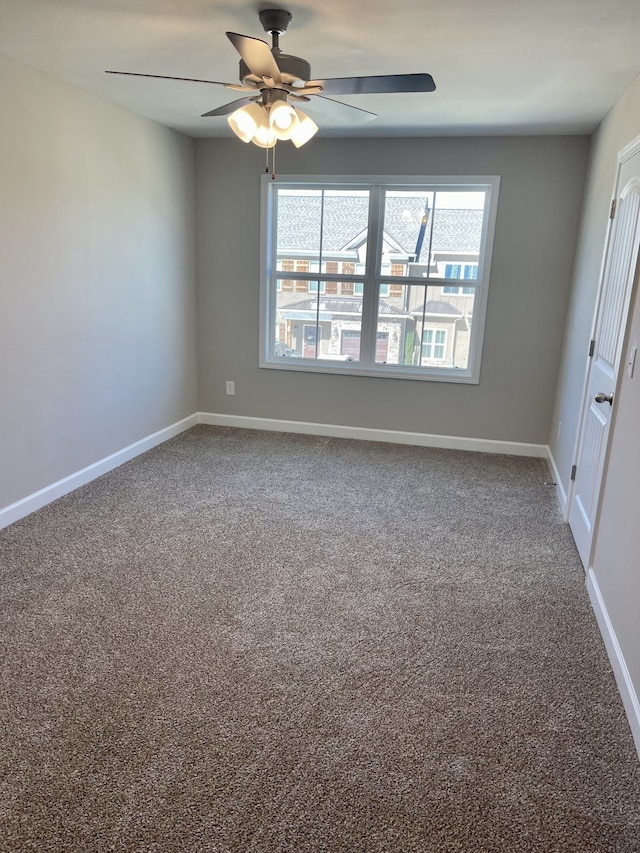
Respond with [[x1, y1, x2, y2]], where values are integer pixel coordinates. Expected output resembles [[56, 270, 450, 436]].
[[0, 410, 549, 531], [0, 414, 198, 530], [570, 134, 640, 495], [260, 174, 500, 385], [618, 133, 640, 164], [547, 449, 569, 518], [587, 569, 640, 758], [565, 148, 625, 517], [198, 412, 548, 457]]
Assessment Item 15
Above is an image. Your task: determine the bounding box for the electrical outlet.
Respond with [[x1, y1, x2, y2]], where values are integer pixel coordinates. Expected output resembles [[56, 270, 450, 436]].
[[225, 380, 235, 396]]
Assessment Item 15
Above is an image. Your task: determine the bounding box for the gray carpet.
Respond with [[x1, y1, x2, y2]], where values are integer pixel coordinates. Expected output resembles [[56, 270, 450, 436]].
[[1, 425, 639, 852]]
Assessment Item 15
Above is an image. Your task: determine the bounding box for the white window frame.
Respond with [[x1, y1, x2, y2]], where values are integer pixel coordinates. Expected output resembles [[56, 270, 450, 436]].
[[260, 174, 500, 384]]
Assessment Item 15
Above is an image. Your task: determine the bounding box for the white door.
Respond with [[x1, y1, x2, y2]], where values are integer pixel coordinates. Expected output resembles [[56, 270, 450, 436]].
[[569, 145, 640, 568]]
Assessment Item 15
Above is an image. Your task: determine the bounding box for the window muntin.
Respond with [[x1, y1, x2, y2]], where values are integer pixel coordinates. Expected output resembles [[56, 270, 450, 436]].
[[262, 176, 499, 383]]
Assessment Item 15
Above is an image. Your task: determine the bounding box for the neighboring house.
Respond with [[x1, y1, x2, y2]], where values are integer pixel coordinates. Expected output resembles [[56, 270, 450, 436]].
[[273, 194, 482, 367]]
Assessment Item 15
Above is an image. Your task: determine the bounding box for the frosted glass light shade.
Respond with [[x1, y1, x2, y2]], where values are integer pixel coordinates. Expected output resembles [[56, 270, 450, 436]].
[[291, 109, 319, 148], [251, 123, 277, 149], [227, 102, 266, 143], [269, 101, 300, 140], [228, 98, 317, 149]]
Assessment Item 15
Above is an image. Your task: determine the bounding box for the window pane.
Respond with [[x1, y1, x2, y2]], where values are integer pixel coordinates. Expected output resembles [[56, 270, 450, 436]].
[[275, 280, 362, 362], [445, 263, 461, 279], [381, 191, 435, 276], [431, 191, 485, 283], [375, 283, 423, 365], [276, 188, 370, 276], [464, 264, 478, 280], [376, 284, 475, 369]]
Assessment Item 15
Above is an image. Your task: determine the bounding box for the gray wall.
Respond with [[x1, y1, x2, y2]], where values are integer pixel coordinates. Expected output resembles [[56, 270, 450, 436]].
[[195, 136, 588, 444], [0, 56, 198, 510]]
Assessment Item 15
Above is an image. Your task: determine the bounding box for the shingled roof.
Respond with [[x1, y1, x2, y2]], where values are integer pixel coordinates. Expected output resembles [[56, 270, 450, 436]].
[[276, 194, 483, 261], [416, 300, 463, 316], [280, 296, 410, 317]]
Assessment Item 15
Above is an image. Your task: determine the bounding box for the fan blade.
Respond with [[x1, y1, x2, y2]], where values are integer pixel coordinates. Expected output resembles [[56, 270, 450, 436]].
[[308, 73, 436, 96], [105, 70, 252, 89], [288, 85, 324, 97], [201, 96, 259, 117], [226, 32, 283, 87], [305, 96, 377, 124]]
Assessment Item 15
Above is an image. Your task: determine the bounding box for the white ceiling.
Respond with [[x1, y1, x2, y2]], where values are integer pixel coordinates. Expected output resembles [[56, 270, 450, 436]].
[[1, 0, 640, 139]]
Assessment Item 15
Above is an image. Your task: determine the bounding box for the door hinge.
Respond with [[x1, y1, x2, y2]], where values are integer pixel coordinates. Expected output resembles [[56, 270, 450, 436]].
[[610, 198, 616, 219], [588, 339, 595, 357], [570, 464, 577, 481]]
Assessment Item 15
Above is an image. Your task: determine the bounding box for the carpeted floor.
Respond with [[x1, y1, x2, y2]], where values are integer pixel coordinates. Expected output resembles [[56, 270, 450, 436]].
[[1, 425, 639, 852]]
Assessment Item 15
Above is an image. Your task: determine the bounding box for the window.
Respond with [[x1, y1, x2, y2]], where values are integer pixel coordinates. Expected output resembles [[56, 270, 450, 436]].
[[444, 262, 478, 281], [443, 286, 475, 295], [422, 329, 447, 361], [261, 175, 499, 382]]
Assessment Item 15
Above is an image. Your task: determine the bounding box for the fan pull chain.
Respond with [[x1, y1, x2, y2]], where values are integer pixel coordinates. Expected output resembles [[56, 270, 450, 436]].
[[264, 143, 277, 179]]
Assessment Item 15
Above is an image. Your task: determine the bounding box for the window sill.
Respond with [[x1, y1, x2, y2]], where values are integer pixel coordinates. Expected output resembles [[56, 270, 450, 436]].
[[259, 357, 479, 384]]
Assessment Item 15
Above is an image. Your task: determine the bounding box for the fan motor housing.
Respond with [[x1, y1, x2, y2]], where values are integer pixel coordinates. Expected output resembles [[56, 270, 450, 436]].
[[239, 53, 311, 87]]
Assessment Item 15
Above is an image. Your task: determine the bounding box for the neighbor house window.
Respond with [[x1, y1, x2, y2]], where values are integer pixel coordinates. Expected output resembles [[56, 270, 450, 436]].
[[443, 286, 475, 295], [262, 175, 499, 382], [444, 263, 478, 281], [422, 328, 447, 361]]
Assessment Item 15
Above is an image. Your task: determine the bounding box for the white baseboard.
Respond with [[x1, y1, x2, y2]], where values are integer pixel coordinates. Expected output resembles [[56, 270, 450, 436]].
[[547, 449, 569, 518], [0, 411, 548, 531], [587, 568, 640, 759], [198, 412, 549, 458], [0, 414, 198, 530]]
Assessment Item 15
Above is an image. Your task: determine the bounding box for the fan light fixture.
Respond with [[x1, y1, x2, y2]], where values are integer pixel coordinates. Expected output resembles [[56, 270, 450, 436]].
[[227, 96, 318, 149], [106, 7, 435, 174]]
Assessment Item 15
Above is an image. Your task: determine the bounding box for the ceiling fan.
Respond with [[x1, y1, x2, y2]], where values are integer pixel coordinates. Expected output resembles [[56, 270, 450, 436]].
[[106, 8, 436, 150]]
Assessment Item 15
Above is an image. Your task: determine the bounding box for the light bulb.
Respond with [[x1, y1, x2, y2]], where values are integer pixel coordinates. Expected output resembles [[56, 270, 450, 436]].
[[252, 122, 277, 149], [269, 101, 300, 140], [227, 102, 266, 144]]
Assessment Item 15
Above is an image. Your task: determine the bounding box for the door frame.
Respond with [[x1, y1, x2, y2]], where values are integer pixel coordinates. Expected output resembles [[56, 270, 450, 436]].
[[566, 133, 640, 563]]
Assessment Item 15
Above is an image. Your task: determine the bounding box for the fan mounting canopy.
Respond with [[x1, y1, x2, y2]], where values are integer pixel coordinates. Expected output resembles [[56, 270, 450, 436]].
[[258, 8, 292, 35]]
